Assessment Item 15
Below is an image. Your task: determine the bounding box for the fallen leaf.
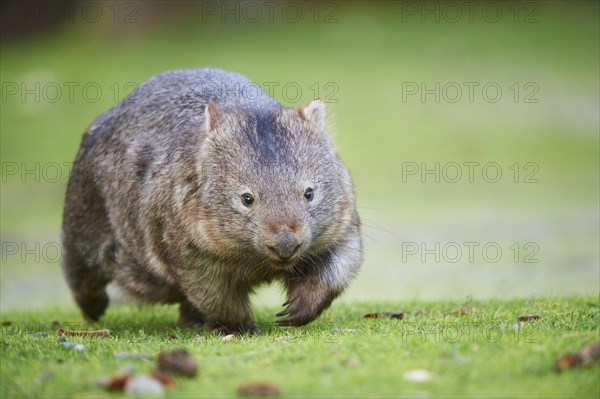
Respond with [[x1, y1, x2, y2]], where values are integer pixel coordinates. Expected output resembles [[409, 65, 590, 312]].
[[237, 382, 280, 397], [383, 311, 404, 319], [555, 341, 600, 371], [555, 353, 582, 371], [363, 311, 404, 319], [152, 369, 176, 387], [363, 312, 380, 318], [157, 349, 198, 377], [105, 374, 131, 391], [57, 328, 112, 337], [517, 314, 540, 322]]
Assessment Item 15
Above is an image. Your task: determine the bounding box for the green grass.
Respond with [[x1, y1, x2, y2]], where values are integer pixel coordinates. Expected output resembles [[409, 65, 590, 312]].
[[0, 4, 598, 397], [1, 297, 599, 398]]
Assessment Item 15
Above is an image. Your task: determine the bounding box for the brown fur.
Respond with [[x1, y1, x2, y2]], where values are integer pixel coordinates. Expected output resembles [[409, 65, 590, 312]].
[[61, 68, 362, 333]]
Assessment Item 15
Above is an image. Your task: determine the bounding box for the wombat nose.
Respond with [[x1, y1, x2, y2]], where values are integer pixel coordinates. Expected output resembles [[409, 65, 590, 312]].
[[268, 230, 301, 260]]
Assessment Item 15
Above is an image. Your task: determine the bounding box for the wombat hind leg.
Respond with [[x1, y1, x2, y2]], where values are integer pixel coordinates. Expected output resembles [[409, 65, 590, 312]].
[[76, 289, 109, 321], [178, 301, 205, 328], [62, 242, 112, 321]]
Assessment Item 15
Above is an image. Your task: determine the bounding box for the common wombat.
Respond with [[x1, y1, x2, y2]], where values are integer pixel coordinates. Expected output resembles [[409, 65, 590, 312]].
[[61, 68, 362, 333]]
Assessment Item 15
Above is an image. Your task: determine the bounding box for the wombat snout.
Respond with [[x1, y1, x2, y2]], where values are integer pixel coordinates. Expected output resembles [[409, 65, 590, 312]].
[[266, 226, 303, 260]]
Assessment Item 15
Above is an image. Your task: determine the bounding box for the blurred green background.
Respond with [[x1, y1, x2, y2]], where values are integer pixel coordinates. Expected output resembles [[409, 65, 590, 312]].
[[1, 1, 598, 311]]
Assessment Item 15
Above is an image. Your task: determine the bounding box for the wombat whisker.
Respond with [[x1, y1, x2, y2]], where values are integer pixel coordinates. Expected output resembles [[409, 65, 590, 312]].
[[355, 206, 390, 212], [359, 232, 382, 246], [358, 218, 393, 234]]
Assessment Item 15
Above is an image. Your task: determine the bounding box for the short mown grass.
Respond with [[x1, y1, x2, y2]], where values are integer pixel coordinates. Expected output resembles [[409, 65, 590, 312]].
[[1, 297, 598, 398]]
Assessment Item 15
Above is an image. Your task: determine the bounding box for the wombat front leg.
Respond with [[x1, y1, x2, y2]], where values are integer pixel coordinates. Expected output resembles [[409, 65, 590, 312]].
[[277, 232, 362, 327], [276, 272, 340, 327], [182, 278, 259, 335]]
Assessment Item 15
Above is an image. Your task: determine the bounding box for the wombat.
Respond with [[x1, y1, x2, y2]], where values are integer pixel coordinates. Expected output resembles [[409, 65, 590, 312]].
[[61, 68, 362, 334]]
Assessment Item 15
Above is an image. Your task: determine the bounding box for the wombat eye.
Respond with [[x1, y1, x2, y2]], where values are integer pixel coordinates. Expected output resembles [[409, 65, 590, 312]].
[[304, 188, 314, 202], [241, 193, 254, 206]]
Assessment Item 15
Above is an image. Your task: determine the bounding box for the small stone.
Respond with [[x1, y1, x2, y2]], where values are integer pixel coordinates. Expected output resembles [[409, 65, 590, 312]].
[[157, 349, 198, 377], [403, 369, 433, 382], [58, 338, 84, 351], [222, 334, 237, 342], [125, 374, 164, 396]]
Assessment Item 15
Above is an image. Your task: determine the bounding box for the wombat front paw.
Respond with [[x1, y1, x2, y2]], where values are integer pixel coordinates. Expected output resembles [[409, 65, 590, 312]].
[[210, 321, 261, 336], [275, 297, 321, 327]]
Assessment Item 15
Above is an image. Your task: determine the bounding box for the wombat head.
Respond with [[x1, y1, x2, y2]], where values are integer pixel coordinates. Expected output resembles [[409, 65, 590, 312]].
[[195, 100, 357, 269]]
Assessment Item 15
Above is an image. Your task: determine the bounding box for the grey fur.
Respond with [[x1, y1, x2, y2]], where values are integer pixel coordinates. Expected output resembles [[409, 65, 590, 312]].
[[61, 68, 362, 333]]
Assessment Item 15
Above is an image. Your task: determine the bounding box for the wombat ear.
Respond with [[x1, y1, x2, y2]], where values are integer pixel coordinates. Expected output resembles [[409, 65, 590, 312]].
[[204, 100, 220, 132], [299, 99, 326, 130]]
